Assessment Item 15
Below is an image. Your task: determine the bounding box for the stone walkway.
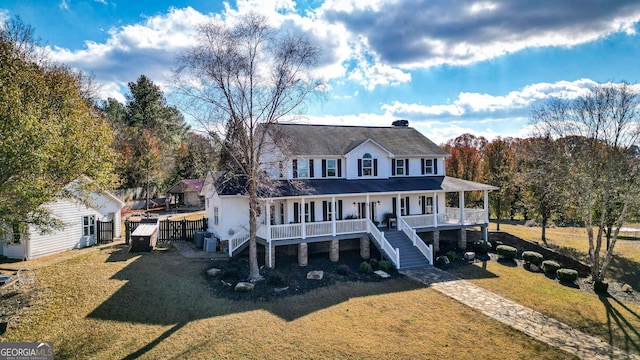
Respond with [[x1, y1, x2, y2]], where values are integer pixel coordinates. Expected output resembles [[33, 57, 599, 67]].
[[401, 267, 639, 360]]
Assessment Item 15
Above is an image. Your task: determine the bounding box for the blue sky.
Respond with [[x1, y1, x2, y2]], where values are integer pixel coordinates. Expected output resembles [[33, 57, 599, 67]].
[[2, 0, 640, 144]]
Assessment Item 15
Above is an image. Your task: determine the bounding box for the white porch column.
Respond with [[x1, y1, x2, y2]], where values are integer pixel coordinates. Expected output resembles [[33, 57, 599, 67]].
[[484, 190, 489, 223], [396, 193, 402, 221], [301, 197, 306, 239], [265, 199, 271, 241], [365, 194, 370, 222], [331, 196, 337, 236], [433, 191, 438, 228], [459, 191, 465, 225]]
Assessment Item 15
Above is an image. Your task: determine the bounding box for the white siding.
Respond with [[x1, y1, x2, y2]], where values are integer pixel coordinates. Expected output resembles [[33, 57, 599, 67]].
[[345, 142, 391, 179], [206, 194, 249, 241], [3, 191, 123, 260]]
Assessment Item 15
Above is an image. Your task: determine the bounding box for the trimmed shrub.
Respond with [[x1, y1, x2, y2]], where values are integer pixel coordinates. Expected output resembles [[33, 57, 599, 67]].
[[445, 250, 458, 263], [336, 264, 350, 276], [369, 258, 379, 270], [556, 268, 578, 283], [522, 251, 544, 266], [541, 260, 561, 274], [266, 270, 288, 287], [594, 281, 609, 294], [378, 260, 392, 272], [472, 240, 492, 253], [496, 245, 518, 260], [359, 261, 372, 273]]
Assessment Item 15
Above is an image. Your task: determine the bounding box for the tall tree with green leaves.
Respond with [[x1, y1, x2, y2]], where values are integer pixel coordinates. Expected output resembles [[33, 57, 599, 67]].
[[0, 17, 117, 236], [175, 12, 322, 280], [531, 82, 640, 286]]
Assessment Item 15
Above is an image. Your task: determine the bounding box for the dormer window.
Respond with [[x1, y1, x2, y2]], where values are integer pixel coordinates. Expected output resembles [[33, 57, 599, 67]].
[[362, 153, 372, 176], [358, 153, 378, 177]]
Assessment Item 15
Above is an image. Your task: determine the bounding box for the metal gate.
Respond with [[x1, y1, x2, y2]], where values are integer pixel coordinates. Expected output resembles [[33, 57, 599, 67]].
[[97, 220, 114, 244]]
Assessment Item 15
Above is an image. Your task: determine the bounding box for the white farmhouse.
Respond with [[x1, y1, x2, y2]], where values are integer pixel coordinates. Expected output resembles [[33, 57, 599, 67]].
[[201, 122, 497, 270]]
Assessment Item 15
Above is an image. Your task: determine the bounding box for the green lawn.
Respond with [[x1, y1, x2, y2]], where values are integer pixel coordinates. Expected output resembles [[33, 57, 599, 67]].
[[1, 244, 572, 359]]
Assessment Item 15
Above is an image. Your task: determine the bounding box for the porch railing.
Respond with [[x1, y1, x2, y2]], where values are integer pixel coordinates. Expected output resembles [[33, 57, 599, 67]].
[[260, 219, 369, 241], [367, 220, 400, 269], [398, 217, 433, 265], [445, 207, 486, 225], [229, 228, 250, 256]]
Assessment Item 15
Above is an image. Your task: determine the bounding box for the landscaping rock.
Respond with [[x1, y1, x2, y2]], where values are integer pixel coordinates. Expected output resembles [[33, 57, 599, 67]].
[[436, 255, 450, 265], [464, 252, 476, 261], [622, 284, 633, 293], [374, 270, 391, 279], [234, 282, 255, 292], [207, 268, 221, 276], [306, 270, 324, 280]]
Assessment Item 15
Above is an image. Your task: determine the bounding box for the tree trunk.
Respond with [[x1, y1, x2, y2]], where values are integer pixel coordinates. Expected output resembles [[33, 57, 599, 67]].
[[495, 194, 501, 231], [248, 176, 261, 281], [541, 216, 548, 245]]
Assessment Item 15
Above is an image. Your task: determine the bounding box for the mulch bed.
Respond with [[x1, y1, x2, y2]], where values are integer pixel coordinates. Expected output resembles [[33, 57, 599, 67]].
[[204, 249, 400, 301]]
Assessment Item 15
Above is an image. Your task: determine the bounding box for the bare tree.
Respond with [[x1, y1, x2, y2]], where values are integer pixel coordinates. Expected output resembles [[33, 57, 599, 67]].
[[530, 82, 640, 287], [174, 13, 322, 280]]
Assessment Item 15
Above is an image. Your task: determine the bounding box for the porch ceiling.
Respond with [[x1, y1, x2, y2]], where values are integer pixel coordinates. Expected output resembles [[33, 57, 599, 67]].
[[266, 176, 497, 199]]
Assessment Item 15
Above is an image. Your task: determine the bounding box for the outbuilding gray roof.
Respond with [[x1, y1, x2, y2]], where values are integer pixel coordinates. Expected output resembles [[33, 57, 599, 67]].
[[268, 123, 449, 157]]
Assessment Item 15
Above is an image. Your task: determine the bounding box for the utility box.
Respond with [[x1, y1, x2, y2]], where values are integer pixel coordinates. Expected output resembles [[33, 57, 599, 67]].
[[204, 236, 218, 253], [130, 218, 159, 252]]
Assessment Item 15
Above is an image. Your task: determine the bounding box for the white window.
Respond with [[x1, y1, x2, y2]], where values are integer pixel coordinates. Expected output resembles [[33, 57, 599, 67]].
[[396, 159, 405, 175], [362, 153, 372, 176], [83, 215, 95, 236], [297, 160, 309, 178], [326, 159, 337, 177], [424, 159, 434, 174], [214, 207, 219, 225]]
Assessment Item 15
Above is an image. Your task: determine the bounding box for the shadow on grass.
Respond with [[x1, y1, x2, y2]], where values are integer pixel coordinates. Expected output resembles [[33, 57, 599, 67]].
[[496, 258, 518, 267], [87, 245, 423, 358], [446, 260, 499, 280], [599, 294, 640, 355]]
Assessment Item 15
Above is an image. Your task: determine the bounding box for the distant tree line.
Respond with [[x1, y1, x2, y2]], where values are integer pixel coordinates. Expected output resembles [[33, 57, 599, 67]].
[[98, 75, 218, 200]]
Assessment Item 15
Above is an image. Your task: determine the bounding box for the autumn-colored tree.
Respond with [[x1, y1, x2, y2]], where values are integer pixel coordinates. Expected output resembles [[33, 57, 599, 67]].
[[443, 133, 487, 207], [0, 17, 117, 235], [483, 137, 517, 230]]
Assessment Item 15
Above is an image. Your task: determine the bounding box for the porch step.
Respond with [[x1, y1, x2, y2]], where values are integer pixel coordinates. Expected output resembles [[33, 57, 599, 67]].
[[383, 231, 431, 270]]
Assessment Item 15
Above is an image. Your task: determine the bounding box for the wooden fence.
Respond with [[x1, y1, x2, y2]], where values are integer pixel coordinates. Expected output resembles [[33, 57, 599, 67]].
[[125, 217, 208, 244]]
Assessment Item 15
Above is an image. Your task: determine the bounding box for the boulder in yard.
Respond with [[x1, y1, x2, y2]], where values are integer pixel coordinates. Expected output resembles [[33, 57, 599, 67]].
[[207, 268, 221, 276], [234, 282, 255, 292], [374, 270, 391, 279], [622, 284, 633, 293], [306, 270, 324, 280], [464, 252, 476, 261]]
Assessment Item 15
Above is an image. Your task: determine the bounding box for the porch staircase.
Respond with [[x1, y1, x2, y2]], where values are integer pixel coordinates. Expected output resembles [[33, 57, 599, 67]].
[[384, 230, 431, 270]]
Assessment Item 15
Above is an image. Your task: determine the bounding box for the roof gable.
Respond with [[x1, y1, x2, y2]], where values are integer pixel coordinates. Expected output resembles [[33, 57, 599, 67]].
[[267, 123, 449, 157], [345, 138, 393, 156]]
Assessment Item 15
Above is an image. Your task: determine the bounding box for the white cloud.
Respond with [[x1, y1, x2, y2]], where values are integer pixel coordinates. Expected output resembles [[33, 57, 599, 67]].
[[381, 79, 600, 118], [59, 0, 69, 10]]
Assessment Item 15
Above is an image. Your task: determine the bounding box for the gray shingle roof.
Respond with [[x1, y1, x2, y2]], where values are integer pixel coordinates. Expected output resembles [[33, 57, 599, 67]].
[[268, 123, 449, 157]]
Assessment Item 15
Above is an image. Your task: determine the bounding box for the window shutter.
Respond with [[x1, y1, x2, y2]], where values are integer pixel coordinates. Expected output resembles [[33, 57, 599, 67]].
[[406, 159, 410, 175], [358, 159, 362, 176], [337, 200, 343, 220], [309, 159, 314, 178], [433, 158, 438, 174], [293, 160, 298, 178], [374, 159, 378, 176], [421, 159, 425, 175], [322, 201, 328, 221], [338, 159, 342, 177], [310, 201, 315, 222], [406, 197, 410, 215], [392, 197, 397, 217], [294, 203, 299, 223], [322, 159, 327, 177], [421, 196, 426, 214], [391, 159, 396, 175]]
